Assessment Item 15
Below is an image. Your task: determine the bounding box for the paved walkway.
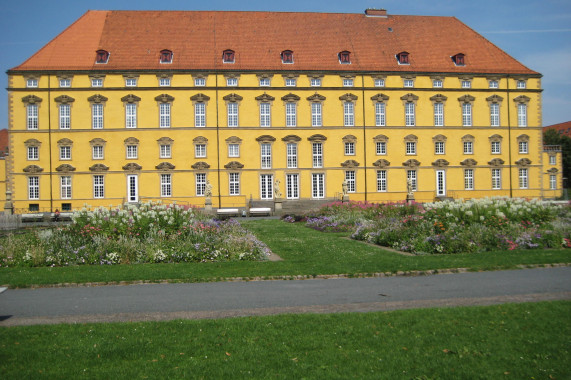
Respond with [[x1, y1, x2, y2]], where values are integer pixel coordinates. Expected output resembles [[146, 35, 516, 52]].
[[0, 267, 569, 326]]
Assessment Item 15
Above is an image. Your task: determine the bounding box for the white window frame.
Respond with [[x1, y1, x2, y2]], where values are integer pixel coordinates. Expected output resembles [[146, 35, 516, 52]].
[[550, 174, 557, 190], [376, 141, 386, 155], [260, 143, 272, 169], [91, 78, 103, 87], [126, 145, 138, 159], [27, 104, 39, 130], [125, 78, 137, 87], [517, 80, 526, 89], [195, 144, 206, 158], [259, 78, 271, 87], [285, 78, 296, 87], [345, 170, 355, 193], [286, 143, 298, 168], [490, 103, 500, 127], [492, 169, 502, 190], [462, 103, 472, 127], [160, 174, 172, 197], [435, 141, 445, 155], [518, 103, 527, 127], [228, 144, 240, 158], [260, 174, 273, 200], [312, 143, 323, 168], [195, 77, 206, 87], [491, 141, 501, 154], [312, 173, 324, 199], [26, 78, 38, 88], [311, 103, 322, 127], [195, 173, 206, 196], [461, 80, 471, 89], [407, 170, 417, 191], [93, 175, 104, 198], [226, 77, 238, 87], [59, 78, 71, 88], [375, 102, 386, 127], [125, 103, 137, 129], [59, 104, 71, 129], [310, 78, 322, 87], [195, 102, 206, 127], [27, 146, 39, 160], [463, 141, 473, 155], [160, 144, 171, 159], [60, 176, 72, 199], [519, 168, 528, 189], [227, 102, 238, 127], [519, 141, 528, 154], [434, 102, 444, 127], [229, 173, 240, 195], [159, 77, 171, 87], [260, 103, 271, 127], [406, 142, 416, 155], [343, 78, 354, 87], [127, 175, 138, 202], [549, 155, 556, 165], [374, 78, 385, 87], [286, 173, 299, 199], [92, 103, 104, 129], [159, 103, 171, 128], [344, 102, 354, 127], [405, 102, 415, 126], [92, 145, 104, 160], [59, 146, 71, 160], [432, 79, 443, 88], [28, 176, 39, 200], [344, 142, 355, 156], [489, 80, 499, 89], [464, 169, 474, 190], [404, 79, 414, 88], [377, 170, 387, 192], [286, 102, 297, 127]]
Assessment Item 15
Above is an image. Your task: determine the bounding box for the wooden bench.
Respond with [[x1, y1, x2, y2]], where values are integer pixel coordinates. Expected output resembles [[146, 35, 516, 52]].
[[21, 213, 44, 222], [216, 208, 240, 219], [248, 207, 272, 217]]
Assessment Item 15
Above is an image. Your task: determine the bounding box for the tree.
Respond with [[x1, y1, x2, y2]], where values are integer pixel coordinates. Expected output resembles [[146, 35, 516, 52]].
[[544, 129, 571, 185]]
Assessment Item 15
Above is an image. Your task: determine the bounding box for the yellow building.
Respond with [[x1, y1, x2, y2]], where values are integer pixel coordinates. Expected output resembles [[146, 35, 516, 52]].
[[5, 9, 563, 213]]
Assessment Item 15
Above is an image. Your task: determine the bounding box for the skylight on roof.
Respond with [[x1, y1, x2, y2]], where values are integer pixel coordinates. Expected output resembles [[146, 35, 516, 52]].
[[160, 49, 173, 64], [95, 50, 109, 64], [281, 50, 294, 64], [452, 53, 465, 66], [396, 51, 409, 65], [223, 50, 235, 63], [339, 51, 351, 64]]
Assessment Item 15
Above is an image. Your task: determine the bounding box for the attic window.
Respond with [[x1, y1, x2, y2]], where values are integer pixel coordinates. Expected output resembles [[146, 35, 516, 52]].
[[338, 51, 351, 64], [95, 50, 109, 64], [223, 50, 235, 63], [396, 52, 409, 65], [281, 50, 294, 64], [160, 50, 173, 64], [452, 53, 465, 66]]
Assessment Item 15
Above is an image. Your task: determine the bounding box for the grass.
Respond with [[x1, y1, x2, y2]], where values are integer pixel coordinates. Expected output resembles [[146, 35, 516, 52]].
[[1, 301, 569, 379], [1, 219, 570, 288]]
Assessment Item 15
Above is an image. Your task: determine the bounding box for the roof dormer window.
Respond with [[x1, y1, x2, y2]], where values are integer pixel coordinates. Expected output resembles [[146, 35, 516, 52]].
[[396, 51, 410, 65], [160, 49, 173, 64], [95, 50, 109, 64], [452, 53, 465, 66], [338, 51, 351, 64], [281, 50, 294, 64], [223, 49, 235, 63]]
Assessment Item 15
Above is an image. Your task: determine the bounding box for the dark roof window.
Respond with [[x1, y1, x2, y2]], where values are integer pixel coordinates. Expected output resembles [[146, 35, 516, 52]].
[[95, 50, 109, 64], [160, 49, 173, 64], [281, 50, 294, 64], [396, 51, 409, 65], [223, 49, 235, 63], [452, 53, 465, 66], [339, 51, 351, 64]]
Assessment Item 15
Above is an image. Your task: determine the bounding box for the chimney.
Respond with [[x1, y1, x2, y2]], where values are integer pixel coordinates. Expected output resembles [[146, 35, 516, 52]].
[[365, 8, 387, 17]]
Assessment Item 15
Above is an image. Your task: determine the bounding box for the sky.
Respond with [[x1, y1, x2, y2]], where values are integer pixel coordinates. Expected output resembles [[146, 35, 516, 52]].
[[1, 0, 570, 129]]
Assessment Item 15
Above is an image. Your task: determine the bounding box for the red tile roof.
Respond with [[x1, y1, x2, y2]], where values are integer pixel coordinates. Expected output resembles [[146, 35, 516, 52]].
[[544, 121, 571, 137], [0, 129, 8, 157], [10, 10, 537, 75]]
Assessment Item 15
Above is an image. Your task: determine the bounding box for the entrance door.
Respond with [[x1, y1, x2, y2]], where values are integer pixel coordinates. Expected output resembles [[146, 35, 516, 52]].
[[127, 175, 138, 202], [436, 170, 446, 197]]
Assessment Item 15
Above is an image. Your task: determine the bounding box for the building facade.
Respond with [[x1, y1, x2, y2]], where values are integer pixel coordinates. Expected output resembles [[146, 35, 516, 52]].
[[5, 9, 562, 213]]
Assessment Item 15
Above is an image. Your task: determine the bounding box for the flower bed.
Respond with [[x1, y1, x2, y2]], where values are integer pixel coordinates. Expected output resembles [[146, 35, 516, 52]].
[[0, 202, 270, 267], [302, 198, 571, 254]]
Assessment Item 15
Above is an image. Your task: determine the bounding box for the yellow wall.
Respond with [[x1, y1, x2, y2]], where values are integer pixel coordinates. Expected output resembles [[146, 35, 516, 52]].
[[6, 71, 560, 212]]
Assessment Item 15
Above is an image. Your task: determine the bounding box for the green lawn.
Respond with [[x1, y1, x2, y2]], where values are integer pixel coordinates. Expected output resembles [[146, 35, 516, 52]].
[[1, 301, 568, 379], [1, 219, 569, 288]]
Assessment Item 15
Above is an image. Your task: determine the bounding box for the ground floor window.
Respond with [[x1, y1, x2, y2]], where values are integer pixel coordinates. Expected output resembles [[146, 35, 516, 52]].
[[196, 173, 206, 196], [286, 174, 299, 199], [312, 173, 324, 199], [406, 170, 417, 191], [161, 174, 172, 197], [345, 170, 355, 193], [229, 173, 240, 195], [260, 174, 273, 200], [377, 170, 387, 192], [93, 175, 104, 198]]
